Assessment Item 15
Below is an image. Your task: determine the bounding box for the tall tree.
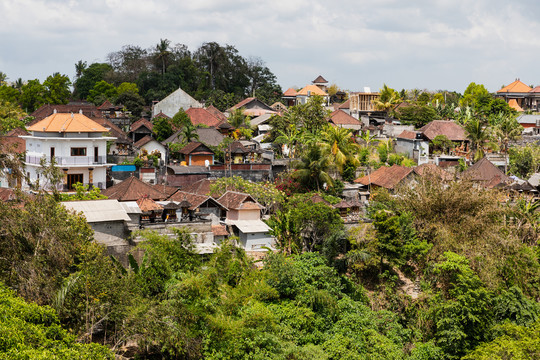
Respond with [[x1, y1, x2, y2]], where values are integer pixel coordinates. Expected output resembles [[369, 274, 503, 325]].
[[154, 39, 171, 75], [43, 73, 72, 105]]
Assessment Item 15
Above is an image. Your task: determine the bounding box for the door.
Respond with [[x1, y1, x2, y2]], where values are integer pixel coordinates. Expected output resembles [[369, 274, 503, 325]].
[[67, 173, 83, 190], [94, 146, 99, 163], [50, 147, 55, 161]]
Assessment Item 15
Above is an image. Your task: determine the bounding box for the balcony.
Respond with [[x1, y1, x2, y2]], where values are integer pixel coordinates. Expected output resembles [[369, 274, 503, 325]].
[[25, 155, 108, 166]]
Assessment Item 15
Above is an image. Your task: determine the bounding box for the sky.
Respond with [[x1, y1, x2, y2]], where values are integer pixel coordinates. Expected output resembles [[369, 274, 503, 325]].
[[2, 0, 540, 94]]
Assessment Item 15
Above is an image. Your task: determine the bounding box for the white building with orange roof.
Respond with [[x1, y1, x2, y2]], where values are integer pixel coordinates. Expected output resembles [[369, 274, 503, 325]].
[[296, 84, 329, 105], [21, 111, 116, 191], [495, 79, 532, 110]]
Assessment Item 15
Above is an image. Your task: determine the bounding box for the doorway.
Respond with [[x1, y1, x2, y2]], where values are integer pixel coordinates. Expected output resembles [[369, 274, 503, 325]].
[[67, 173, 83, 190]]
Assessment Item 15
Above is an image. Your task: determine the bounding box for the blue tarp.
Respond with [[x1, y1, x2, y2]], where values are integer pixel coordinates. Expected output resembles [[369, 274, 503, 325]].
[[111, 165, 136, 172]]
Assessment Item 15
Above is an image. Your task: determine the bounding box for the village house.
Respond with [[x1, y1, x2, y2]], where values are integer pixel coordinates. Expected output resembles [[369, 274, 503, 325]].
[[134, 135, 167, 163], [328, 109, 363, 133], [21, 112, 116, 191], [178, 142, 215, 166], [218, 191, 274, 251], [129, 118, 154, 143], [495, 79, 532, 111], [152, 87, 203, 118]]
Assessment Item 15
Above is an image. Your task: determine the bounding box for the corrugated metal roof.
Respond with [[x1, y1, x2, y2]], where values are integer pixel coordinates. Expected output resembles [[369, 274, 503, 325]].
[[62, 199, 131, 222], [226, 219, 270, 233], [120, 201, 142, 214]]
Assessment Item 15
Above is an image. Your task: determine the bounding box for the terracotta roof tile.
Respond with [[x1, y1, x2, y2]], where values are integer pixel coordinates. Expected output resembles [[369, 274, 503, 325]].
[[218, 191, 259, 210], [419, 120, 467, 141], [130, 118, 153, 132], [168, 190, 227, 211], [212, 224, 229, 236], [97, 100, 114, 110], [497, 80, 532, 93], [137, 196, 163, 212], [186, 108, 222, 128], [181, 178, 215, 196], [508, 99, 524, 112], [0, 135, 26, 154], [413, 163, 453, 181], [134, 135, 156, 148], [338, 99, 350, 109], [283, 88, 298, 97], [529, 86, 540, 93], [0, 188, 17, 201], [229, 141, 249, 154], [312, 75, 328, 84], [29, 103, 104, 124], [329, 110, 362, 126], [461, 157, 511, 183], [153, 111, 170, 119], [179, 142, 214, 155], [206, 105, 228, 122], [27, 113, 109, 133], [102, 176, 168, 201], [354, 165, 414, 189], [397, 130, 418, 140], [297, 85, 328, 96]]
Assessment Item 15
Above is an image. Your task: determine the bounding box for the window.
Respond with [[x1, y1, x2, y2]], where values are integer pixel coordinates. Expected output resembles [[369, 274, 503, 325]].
[[71, 147, 86, 156]]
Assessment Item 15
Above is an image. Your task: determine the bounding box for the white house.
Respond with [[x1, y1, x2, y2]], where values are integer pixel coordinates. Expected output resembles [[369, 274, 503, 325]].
[[152, 87, 203, 118], [21, 111, 116, 191]]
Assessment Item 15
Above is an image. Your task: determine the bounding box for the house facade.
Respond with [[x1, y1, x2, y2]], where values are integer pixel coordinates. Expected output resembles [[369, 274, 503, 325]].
[[21, 112, 116, 191]]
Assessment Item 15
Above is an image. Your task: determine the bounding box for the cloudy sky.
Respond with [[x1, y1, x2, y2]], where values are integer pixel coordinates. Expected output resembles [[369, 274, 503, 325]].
[[2, 0, 540, 94]]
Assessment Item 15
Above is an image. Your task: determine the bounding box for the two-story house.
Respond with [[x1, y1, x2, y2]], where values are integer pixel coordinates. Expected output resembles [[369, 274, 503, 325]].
[[21, 111, 116, 191]]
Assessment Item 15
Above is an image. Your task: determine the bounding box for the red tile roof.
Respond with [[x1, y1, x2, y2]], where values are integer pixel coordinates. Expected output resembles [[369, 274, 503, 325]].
[[497, 80, 532, 94], [130, 118, 153, 132], [29, 104, 104, 124], [137, 196, 163, 212], [354, 165, 414, 190], [397, 130, 418, 140], [218, 191, 259, 210], [312, 75, 328, 84], [180, 178, 214, 196], [212, 224, 229, 236], [283, 88, 298, 97], [0, 188, 17, 201], [338, 99, 350, 109], [167, 190, 226, 211], [229, 97, 256, 110], [153, 111, 170, 119], [97, 100, 114, 110], [329, 110, 362, 126], [0, 134, 26, 154], [413, 163, 453, 181], [529, 86, 540, 93], [179, 142, 214, 155], [134, 135, 157, 148], [102, 176, 168, 201], [185, 108, 222, 128], [461, 157, 511, 183], [206, 105, 228, 122], [419, 120, 467, 141]]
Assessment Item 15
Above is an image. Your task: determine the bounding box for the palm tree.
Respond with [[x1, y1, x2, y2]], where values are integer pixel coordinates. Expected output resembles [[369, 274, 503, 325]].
[[493, 114, 522, 154], [274, 124, 301, 159], [155, 39, 171, 75], [228, 108, 251, 129], [74, 60, 87, 80], [180, 124, 199, 146], [292, 145, 334, 191], [318, 125, 359, 172], [464, 118, 493, 161], [373, 84, 402, 115]]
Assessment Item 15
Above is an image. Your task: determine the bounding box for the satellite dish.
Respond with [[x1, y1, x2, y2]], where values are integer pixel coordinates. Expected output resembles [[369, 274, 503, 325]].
[[204, 159, 210, 168]]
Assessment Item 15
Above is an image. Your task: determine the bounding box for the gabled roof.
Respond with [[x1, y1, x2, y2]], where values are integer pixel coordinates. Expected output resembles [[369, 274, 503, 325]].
[[168, 190, 227, 211], [338, 99, 350, 109], [354, 165, 414, 190], [229, 141, 249, 154], [419, 120, 467, 141], [101, 176, 168, 201], [134, 135, 159, 148], [206, 105, 228, 122], [0, 133, 26, 154], [29, 103, 104, 124], [297, 85, 328, 96], [181, 178, 215, 196], [137, 196, 163, 212], [413, 163, 453, 181], [529, 86, 540, 93], [283, 88, 298, 97], [97, 100, 115, 110], [396, 130, 418, 140], [5, 127, 29, 136], [218, 191, 261, 210], [228, 98, 276, 115], [312, 75, 328, 84], [164, 127, 225, 147], [179, 141, 214, 155], [497, 80, 532, 94], [153, 111, 170, 119], [461, 157, 511, 183], [27, 113, 109, 133], [508, 99, 524, 112], [130, 118, 153, 132], [329, 110, 362, 127], [251, 113, 274, 127], [185, 108, 222, 128], [212, 225, 229, 236]]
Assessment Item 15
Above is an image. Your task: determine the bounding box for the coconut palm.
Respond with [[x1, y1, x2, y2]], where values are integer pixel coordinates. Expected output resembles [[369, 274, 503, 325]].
[[292, 145, 334, 191], [274, 124, 301, 158], [318, 125, 359, 172], [372, 84, 402, 115], [180, 124, 199, 146], [155, 39, 171, 75], [464, 118, 494, 161], [493, 114, 522, 154]]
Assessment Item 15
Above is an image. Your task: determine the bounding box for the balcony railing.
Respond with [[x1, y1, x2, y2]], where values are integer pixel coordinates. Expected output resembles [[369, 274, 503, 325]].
[[25, 155, 108, 166]]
